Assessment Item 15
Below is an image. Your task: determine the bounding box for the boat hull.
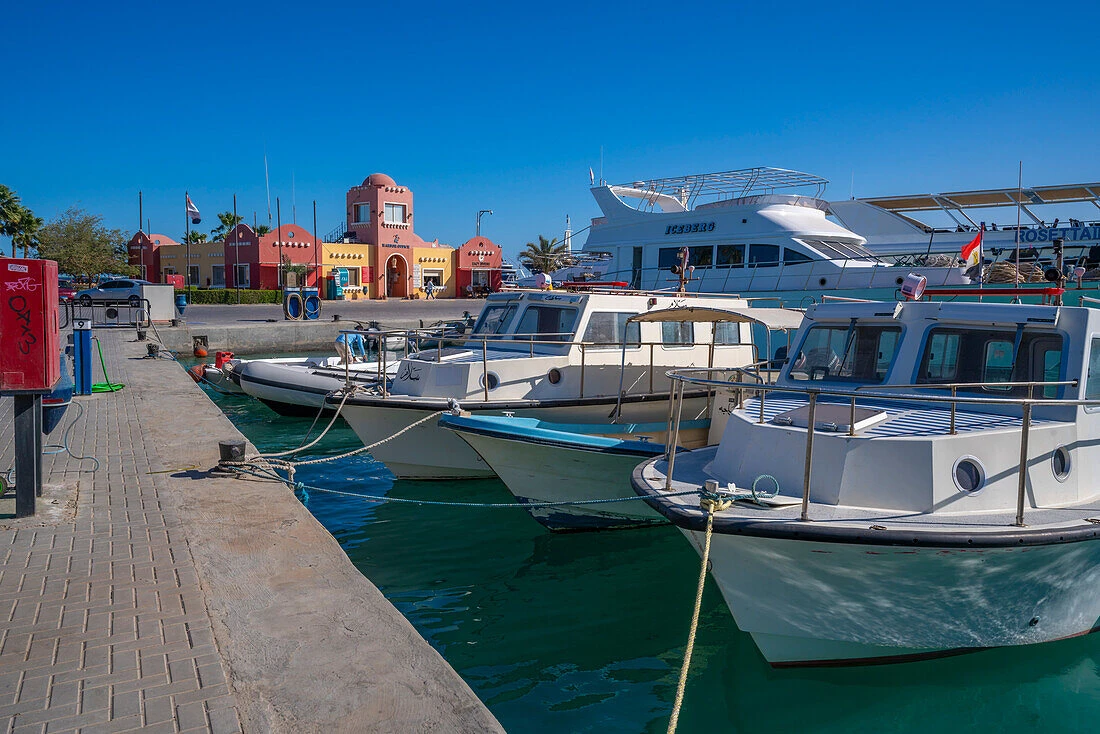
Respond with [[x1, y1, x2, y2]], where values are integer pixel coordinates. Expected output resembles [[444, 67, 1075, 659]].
[[450, 428, 666, 530], [678, 529, 1100, 666], [341, 396, 700, 480], [237, 360, 386, 417]]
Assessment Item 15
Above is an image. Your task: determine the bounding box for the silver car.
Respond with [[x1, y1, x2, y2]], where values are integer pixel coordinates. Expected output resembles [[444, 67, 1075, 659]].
[[75, 279, 152, 307]]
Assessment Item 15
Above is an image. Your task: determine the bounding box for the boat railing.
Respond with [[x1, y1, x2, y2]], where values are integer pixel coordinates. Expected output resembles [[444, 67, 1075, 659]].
[[662, 367, 1091, 527]]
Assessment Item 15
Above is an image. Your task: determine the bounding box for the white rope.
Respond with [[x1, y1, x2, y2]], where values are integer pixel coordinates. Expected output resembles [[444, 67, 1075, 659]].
[[260, 389, 356, 458]]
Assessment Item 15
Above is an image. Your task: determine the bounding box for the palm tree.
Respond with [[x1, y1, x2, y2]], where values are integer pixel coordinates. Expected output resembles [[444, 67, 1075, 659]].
[[210, 211, 244, 241], [518, 235, 570, 273], [11, 206, 43, 258], [254, 224, 271, 236], [184, 231, 208, 244], [0, 185, 23, 256]]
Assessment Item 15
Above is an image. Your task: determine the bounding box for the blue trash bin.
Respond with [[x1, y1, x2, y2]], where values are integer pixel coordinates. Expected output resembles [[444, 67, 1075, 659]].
[[283, 288, 303, 320], [302, 288, 321, 320]]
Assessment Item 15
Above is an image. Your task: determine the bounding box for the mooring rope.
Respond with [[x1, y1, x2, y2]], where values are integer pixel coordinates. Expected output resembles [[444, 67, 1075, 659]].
[[667, 489, 730, 734], [260, 389, 356, 459]]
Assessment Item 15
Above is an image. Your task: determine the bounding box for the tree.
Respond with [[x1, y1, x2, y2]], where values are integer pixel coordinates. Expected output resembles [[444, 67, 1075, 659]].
[[184, 231, 208, 244], [11, 206, 43, 258], [1, 184, 24, 256], [254, 224, 271, 236], [37, 207, 134, 282], [518, 235, 570, 273], [210, 211, 244, 241]]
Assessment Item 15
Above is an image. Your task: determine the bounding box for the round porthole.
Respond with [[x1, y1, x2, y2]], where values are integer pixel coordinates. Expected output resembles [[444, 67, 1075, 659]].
[[1052, 446, 1071, 482], [818, 277, 827, 287], [480, 372, 500, 390], [952, 456, 986, 493], [895, 276, 904, 286], [547, 368, 562, 385]]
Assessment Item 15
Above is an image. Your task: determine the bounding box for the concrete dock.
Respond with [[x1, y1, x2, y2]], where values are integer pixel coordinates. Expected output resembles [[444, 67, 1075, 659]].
[[0, 330, 504, 732]]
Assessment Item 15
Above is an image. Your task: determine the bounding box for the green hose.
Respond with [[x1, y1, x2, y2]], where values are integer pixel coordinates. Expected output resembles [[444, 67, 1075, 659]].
[[91, 337, 124, 393]]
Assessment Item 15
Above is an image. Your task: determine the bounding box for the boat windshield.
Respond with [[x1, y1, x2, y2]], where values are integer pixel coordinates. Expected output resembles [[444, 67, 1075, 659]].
[[789, 323, 900, 383], [798, 238, 880, 262], [472, 302, 518, 339], [512, 305, 579, 343]]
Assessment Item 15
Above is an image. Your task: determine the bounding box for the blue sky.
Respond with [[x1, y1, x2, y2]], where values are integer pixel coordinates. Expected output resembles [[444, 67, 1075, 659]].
[[3, 1, 1099, 260]]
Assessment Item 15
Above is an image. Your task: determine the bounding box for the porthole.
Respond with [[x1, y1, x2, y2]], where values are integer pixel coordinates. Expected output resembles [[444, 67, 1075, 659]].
[[952, 456, 986, 493], [818, 277, 827, 287], [480, 372, 500, 390], [895, 276, 904, 286], [1052, 446, 1071, 482], [547, 368, 562, 385]]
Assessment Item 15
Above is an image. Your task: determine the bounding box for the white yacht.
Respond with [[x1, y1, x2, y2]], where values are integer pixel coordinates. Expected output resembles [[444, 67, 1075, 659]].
[[830, 181, 1100, 262], [334, 289, 760, 479], [634, 299, 1100, 667], [577, 168, 969, 300]]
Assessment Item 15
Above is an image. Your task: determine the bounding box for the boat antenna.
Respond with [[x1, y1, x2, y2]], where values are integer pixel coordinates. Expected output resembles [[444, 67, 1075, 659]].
[[1015, 161, 1022, 290], [850, 171, 855, 200]]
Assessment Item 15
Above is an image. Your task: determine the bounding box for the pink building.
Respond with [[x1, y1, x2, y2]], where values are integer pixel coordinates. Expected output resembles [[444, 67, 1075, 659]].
[[126, 231, 179, 281], [346, 173, 433, 299]]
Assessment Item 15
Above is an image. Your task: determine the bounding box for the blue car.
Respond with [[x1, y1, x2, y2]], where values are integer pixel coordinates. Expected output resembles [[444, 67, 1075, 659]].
[[75, 278, 152, 307]]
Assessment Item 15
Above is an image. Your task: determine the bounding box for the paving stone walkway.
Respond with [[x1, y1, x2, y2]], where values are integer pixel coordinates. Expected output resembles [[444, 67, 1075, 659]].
[[0, 336, 242, 733]]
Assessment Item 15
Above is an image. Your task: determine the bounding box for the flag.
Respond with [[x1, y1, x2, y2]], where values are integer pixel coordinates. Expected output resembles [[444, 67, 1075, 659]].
[[961, 229, 982, 268], [589, 167, 595, 186], [186, 195, 201, 225]]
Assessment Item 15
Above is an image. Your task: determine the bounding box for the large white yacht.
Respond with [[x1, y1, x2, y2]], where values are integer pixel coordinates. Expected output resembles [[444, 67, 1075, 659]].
[[576, 168, 969, 300], [334, 289, 760, 479]]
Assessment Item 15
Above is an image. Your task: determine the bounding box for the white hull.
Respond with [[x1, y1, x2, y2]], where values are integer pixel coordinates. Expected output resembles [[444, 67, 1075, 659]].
[[681, 531, 1100, 666], [452, 431, 665, 529], [342, 399, 695, 480], [238, 359, 390, 416]]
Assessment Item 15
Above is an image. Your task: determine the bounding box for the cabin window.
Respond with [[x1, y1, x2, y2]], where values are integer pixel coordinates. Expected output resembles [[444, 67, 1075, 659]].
[[1085, 337, 1100, 399], [658, 247, 684, 269], [789, 323, 901, 383], [662, 322, 694, 347], [747, 244, 780, 268], [716, 244, 745, 268], [514, 305, 578, 342], [689, 246, 713, 269], [713, 322, 742, 345], [583, 312, 641, 349], [917, 328, 1064, 396], [783, 248, 814, 265], [472, 302, 518, 338]]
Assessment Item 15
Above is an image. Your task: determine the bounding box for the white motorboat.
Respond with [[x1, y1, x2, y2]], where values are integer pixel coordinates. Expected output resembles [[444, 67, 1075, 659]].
[[576, 167, 970, 299], [633, 298, 1100, 667], [235, 332, 396, 416], [438, 305, 803, 530], [335, 289, 763, 479]]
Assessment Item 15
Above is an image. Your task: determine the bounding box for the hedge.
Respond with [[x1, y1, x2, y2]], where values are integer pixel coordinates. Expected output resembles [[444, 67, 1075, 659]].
[[183, 289, 283, 305]]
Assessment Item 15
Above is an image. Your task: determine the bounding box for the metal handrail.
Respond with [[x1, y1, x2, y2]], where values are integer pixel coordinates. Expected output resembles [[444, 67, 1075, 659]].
[[660, 367, 1096, 528]]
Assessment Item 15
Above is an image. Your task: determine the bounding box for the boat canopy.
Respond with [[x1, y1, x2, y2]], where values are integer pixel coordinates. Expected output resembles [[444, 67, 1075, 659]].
[[629, 306, 805, 332], [861, 183, 1100, 212]]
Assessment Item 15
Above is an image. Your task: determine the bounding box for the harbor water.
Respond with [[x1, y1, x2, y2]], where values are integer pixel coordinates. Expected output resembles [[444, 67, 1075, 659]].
[[197, 367, 1100, 732]]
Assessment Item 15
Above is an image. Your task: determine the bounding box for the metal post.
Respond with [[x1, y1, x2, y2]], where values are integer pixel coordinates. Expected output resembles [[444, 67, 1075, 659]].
[[1015, 400, 1033, 527], [482, 339, 489, 401], [381, 340, 387, 398], [13, 394, 41, 517], [649, 343, 654, 393], [849, 396, 856, 437], [800, 391, 818, 522], [949, 386, 958, 435], [758, 385, 766, 424], [580, 343, 586, 399], [276, 198, 283, 289], [233, 194, 240, 304], [666, 379, 686, 492]]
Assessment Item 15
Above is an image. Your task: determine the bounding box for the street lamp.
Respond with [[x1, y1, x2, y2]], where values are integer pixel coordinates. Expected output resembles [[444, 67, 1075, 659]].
[[476, 209, 493, 237]]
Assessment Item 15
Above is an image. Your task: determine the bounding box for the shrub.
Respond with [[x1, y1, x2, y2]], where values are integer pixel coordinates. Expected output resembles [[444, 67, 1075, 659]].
[[183, 289, 283, 304]]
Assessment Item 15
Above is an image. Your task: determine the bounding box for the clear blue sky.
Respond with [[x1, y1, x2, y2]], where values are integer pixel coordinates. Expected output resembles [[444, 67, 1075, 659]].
[[3, 1, 1099, 260]]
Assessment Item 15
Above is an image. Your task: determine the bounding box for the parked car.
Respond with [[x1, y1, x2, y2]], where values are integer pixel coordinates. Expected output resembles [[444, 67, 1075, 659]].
[[75, 279, 152, 307], [58, 278, 77, 302]]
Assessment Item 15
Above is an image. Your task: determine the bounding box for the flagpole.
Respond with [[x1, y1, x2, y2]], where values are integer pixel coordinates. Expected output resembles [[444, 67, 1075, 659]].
[[312, 200, 319, 294], [1015, 161, 1022, 289], [233, 194, 240, 305], [276, 197, 283, 290], [185, 191, 191, 304]]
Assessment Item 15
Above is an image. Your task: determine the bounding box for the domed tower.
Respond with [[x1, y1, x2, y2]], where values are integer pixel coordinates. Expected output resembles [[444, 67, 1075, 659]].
[[345, 173, 428, 298]]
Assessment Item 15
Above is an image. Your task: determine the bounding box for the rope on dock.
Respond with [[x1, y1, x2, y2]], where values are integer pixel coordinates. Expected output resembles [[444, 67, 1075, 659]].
[[667, 490, 730, 734]]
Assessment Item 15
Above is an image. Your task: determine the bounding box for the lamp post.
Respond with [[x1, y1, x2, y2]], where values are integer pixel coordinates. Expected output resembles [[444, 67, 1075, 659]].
[[476, 209, 493, 238]]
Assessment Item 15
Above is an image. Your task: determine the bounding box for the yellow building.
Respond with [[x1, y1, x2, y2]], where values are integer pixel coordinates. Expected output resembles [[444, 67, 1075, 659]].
[[157, 241, 227, 288], [320, 242, 456, 299]]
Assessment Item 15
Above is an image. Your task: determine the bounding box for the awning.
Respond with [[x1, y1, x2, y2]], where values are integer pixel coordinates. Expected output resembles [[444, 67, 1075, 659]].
[[628, 306, 804, 331]]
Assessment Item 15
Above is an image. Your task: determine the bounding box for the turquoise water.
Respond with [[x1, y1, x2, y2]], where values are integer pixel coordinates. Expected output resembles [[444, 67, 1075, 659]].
[[197, 374, 1100, 732]]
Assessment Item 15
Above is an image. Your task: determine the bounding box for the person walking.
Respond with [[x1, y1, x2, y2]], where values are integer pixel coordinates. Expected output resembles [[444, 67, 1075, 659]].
[[424, 280, 436, 299]]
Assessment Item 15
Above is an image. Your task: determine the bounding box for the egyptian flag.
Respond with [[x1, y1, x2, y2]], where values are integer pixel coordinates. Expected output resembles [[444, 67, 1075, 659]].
[[186, 195, 201, 225], [961, 229, 982, 268]]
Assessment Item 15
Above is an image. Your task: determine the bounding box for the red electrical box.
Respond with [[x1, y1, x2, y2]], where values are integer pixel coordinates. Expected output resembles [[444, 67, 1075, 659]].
[[165, 273, 185, 289], [0, 258, 60, 393]]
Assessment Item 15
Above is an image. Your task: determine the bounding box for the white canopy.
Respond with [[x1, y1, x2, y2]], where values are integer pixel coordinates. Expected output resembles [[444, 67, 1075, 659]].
[[628, 306, 804, 331]]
